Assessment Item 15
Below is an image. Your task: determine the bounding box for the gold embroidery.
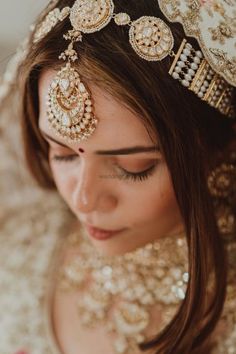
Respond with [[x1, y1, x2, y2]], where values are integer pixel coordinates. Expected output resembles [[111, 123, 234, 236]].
[[158, 0, 236, 86]]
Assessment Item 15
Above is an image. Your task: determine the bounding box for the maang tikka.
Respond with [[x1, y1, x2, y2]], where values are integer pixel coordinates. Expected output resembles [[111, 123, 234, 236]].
[[33, 0, 236, 143], [35, 0, 175, 143]]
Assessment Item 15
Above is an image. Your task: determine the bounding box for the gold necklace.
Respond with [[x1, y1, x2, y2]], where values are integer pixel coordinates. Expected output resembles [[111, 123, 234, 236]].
[[58, 228, 189, 354]]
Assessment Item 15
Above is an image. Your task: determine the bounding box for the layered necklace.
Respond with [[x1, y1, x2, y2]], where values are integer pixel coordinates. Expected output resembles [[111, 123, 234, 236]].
[[58, 228, 189, 354]]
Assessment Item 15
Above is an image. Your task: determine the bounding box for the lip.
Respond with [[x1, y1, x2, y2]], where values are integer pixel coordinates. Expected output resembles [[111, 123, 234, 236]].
[[84, 224, 126, 241]]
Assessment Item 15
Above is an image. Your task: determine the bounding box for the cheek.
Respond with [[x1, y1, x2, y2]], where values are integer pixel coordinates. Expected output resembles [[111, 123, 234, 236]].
[[125, 165, 179, 223], [50, 164, 75, 202]]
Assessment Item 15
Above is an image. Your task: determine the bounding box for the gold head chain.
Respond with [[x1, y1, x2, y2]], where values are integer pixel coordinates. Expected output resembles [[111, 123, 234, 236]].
[[33, 0, 236, 143]]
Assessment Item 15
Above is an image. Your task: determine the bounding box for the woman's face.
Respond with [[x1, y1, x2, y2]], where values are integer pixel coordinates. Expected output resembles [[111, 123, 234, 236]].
[[38, 70, 184, 255]]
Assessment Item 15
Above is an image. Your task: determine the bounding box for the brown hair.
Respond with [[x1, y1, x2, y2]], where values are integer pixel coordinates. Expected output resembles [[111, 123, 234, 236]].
[[18, 0, 235, 353]]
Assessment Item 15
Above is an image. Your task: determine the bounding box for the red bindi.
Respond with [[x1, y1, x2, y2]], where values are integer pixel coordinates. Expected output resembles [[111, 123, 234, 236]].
[[78, 148, 85, 153]]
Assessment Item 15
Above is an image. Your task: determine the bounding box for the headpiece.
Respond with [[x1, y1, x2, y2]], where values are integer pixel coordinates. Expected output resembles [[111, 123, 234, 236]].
[[1, 0, 235, 142]]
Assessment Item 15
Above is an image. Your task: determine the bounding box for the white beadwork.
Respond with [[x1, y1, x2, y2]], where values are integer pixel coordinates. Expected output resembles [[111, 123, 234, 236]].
[[196, 50, 203, 58], [33, 7, 70, 44], [114, 13, 131, 26], [185, 74, 192, 81], [62, 113, 71, 127], [172, 72, 180, 79], [188, 68, 195, 76], [183, 48, 191, 56], [180, 54, 187, 62], [190, 62, 198, 70], [182, 80, 190, 87], [177, 61, 185, 68], [194, 56, 201, 64], [175, 66, 182, 73]]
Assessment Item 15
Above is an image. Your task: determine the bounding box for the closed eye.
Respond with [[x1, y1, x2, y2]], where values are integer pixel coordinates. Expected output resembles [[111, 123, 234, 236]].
[[51, 154, 78, 162]]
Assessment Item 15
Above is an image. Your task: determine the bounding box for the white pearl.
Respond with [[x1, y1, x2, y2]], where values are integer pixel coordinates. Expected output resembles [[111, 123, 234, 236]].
[[186, 43, 192, 49], [200, 86, 206, 92], [188, 68, 195, 76], [198, 92, 204, 98], [194, 56, 201, 64], [207, 74, 212, 80], [183, 48, 191, 56], [180, 54, 187, 62], [196, 51, 203, 58], [203, 80, 209, 87], [175, 66, 182, 73], [191, 63, 198, 70], [182, 80, 190, 87], [79, 83, 86, 93], [177, 61, 185, 68], [172, 72, 180, 79], [185, 74, 192, 81]]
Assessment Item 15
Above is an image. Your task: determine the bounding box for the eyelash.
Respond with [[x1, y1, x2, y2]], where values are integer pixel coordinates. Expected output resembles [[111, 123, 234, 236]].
[[51, 155, 157, 182], [52, 154, 78, 162], [118, 165, 157, 182]]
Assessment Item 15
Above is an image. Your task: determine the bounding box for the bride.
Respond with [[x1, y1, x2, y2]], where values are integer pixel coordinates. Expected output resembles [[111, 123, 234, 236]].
[[0, 0, 235, 353]]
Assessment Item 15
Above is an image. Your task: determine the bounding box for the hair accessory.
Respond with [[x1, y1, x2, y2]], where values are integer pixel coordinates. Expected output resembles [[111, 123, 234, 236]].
[[38, 0, 177, 142], [33, 7, 70, 44], [47, 63, 97, 142], [169, 39, 235, 118], [37, 0, 235, 141], [157, 0, 236, 88], [128, 16, 174, 61], [70, 0, 114, 33], [1, 0, 235, 124]]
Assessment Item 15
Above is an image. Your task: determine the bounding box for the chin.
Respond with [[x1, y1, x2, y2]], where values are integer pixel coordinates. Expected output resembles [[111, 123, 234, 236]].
[[82, 228, 142, 256], [86, 232, 153, 257], [87, 237, 131, 256]]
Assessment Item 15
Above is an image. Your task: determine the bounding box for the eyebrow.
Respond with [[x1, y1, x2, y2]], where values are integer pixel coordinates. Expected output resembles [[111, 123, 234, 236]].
[[40, 131, 160, 155]]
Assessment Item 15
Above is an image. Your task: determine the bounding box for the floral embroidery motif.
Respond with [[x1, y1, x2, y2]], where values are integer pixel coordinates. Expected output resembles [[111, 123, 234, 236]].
[[210, 48, 236, 77], [157, 0, 236, 86], [209, 21, 234, 45]]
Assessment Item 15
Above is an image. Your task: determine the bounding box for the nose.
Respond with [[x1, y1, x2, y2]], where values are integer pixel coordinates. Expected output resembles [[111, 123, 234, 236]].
[[71, 162, 117, 213]]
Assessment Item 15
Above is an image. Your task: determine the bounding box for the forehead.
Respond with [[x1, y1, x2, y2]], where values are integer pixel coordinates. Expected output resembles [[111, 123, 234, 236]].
[[38, 69, 155, 147]]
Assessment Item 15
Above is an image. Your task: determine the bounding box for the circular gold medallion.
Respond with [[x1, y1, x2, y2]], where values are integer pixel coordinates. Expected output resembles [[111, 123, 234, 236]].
[[129, 16, 174, 61], [70, 0, 114, 33]]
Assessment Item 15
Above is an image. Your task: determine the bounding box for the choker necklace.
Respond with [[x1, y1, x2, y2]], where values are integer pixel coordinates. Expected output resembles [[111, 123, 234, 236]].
[[58, 228, 189, 354]]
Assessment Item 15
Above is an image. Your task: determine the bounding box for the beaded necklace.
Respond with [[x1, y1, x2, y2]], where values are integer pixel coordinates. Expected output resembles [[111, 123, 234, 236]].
[[58, 229, 188, 354]]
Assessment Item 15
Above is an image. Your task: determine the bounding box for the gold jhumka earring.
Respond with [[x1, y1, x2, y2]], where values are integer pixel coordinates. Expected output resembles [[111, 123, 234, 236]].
[[32, 0, 236, 143]]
